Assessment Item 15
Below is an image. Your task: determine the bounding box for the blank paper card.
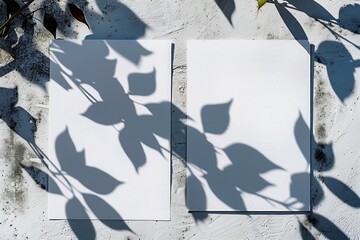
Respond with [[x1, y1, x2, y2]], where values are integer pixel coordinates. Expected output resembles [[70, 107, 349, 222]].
[[187, 40, 310, 211], [49, 40, 172, 220]]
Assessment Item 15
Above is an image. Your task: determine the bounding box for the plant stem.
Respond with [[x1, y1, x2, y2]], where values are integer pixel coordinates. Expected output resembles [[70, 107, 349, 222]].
[[0, 0, 36, 31], [24, 7, 44, 18]]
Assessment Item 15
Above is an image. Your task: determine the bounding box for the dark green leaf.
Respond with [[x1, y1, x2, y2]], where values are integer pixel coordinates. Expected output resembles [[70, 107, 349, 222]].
[[0, 22, 10, 38], [68, 3, 89, 28], [4, 0, 20, 16], [43, 13, 57, 38]]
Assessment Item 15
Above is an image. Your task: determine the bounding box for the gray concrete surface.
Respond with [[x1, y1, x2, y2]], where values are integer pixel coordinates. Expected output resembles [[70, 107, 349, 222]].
[[0, 0, 360, 239]]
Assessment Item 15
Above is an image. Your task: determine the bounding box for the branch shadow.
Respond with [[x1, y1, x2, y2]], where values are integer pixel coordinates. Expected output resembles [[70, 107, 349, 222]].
[[270, 0, 360, 103], [49, 39, 310, 232], [0, 86, 43, 157], [1, 1, 359, 239], [0, 14, 49, 91], [267, 1, 360, 238], [1, 1, 150, 239]]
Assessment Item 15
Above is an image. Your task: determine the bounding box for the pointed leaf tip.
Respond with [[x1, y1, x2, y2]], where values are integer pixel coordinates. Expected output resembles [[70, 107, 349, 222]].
[[44, 13, 57, 38], [4, 0, 20, 16], [201, 99, 232, 135], [68, 3, 89, 29], [258, 0, 268, 9]]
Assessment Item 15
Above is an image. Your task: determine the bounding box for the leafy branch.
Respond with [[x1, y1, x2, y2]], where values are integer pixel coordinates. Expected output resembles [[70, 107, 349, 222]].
[[0, 0, 35, 37], [0, 0, 89, 38]]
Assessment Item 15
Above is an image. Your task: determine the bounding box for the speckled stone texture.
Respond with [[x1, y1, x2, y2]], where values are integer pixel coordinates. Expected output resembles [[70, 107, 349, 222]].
[[1, 0, 360, 239]]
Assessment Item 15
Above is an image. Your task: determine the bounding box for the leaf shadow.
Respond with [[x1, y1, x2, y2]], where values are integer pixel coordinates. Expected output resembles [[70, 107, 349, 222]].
[[55, 128, 123, 195], [85, 0, 148, 40], [306, 213, 349, 240], [323, 177, 360, 208], [48, 39, 165, 234], [315, 40, 359, 103], [269, 0, 360, 102], [1, 1, 358, 238], [214, 0, 236, 26], [1, 1, 152, 238]]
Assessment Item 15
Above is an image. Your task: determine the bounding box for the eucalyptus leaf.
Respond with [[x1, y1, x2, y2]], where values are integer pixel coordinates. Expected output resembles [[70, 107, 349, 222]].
[[43, 13, 57, 38], [68, 3, 89, 28], [4, 0, 20, 16]]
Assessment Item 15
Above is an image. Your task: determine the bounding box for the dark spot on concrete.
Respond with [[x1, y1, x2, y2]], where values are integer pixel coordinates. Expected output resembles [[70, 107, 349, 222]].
[[305, 214, 319, 228], [14, 144, 26, 162], [1, 131, 29, 212], [315, 124, 326, 141], [315, 144, 327, 163], [37, 111, 43, 125], [21, 165, 48, 190], [267, 33, 276, 39], [314, 143, 334, 172], [315, 54, 323, 64]]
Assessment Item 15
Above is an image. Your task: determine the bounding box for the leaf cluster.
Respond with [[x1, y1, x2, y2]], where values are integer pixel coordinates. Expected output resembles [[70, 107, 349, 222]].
[[0, 0, 89, 38]]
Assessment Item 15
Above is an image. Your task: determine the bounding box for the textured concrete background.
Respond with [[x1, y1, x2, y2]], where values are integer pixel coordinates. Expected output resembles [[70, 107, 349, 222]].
[[0, 0, 360, 239]]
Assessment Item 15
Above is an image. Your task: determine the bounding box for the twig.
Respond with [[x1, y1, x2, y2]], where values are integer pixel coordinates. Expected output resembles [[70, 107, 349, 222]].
[[0, 0, 36, 31], [24, 7, 44, 18], [316, 19, 360, 50]]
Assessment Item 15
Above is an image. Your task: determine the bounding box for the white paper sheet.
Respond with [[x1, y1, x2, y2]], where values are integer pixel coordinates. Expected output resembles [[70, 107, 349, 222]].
[[187, 40, 310, 211], [49, 40, 171, 220]]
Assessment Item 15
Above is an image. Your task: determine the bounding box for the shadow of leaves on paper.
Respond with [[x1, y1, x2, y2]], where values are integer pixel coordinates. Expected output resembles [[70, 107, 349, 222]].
[[0, 1, 359, 239], [52, 127, 132, 237], [271, 0, 360, 103], [56, 128, 123, 194], [66, 198, 96, 240], [50, 40, 295, 225], [201, 100, 232, 134], [187, 100, 290, 214], [294, 112, 310, 165], [2, 1, 146, 239]]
